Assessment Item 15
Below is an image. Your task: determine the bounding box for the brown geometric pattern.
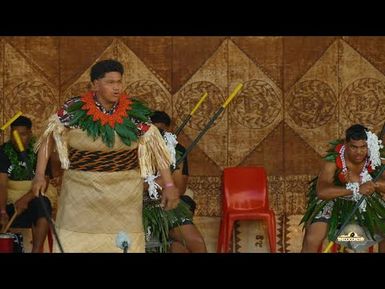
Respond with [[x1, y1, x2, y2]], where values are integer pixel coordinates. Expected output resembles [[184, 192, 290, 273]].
[[228, 40, 283, 167], [284, 175, 315, 215], [287, 80, 337, 129], [340, 78, 385, 127], [3, 41, 59, 137], [2, 36, 385, 251], [285, 39, 339, 156], [268, 176, 285, 215], [276, 214, 286, 253], [174, 81, 225, 131], [231, 215, 284, 253], [282, 214, 305, 253], [0, 39, 4, 144], [338, 40, 385, 135], [229, 214, 307, 253], [231, 79, 281, 129], [189, 176, 222, 217], [68, 148, 138, 172]]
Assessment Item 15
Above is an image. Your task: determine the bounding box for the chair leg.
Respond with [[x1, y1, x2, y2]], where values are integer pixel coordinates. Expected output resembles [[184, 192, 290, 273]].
[[217, 213, 229, 253], [217, 215, 234, 253], [266, 214, 276, 253], [217, 217, 225, 252], [225, 218, 235, 253]]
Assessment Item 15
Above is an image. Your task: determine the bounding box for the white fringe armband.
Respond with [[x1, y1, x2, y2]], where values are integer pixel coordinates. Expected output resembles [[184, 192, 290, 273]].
[[138, 124, 172, 178], [34, 114, 69, 169]]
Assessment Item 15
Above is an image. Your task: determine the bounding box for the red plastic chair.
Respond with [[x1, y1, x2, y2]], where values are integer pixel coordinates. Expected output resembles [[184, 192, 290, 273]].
[[217, 166, 276, 253]]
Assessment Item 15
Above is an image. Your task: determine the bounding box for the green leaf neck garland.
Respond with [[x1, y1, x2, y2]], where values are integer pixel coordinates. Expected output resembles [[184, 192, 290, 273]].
[[300, 139, 385, 241], [3, 138, 37, 181], [64, 91, 152, 148]]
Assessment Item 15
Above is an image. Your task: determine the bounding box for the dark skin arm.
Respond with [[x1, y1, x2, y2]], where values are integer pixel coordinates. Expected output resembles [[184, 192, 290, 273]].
[[373, 135, 385, 195], [172, 166, 188, 196], [14, 191, 35, 215], [0, 173, 9, 228], [156, 162, 188, 196], [371, 159, 385, 196], [316, 161, 376, 200], [32, 134, 54, 196], [373, 176, 385, 196], [158, 168, 179, 210], [0, 171, 37, 223]]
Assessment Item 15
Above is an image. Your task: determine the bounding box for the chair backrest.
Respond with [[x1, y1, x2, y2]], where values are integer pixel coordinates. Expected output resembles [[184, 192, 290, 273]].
[[222, 166, 269, 211]]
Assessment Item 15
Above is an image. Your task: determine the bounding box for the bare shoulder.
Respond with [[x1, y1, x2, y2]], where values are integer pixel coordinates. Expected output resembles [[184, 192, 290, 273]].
[[0, 172, 8, 183], [318, 160, 337, 178], [321, 160, 337, 171]]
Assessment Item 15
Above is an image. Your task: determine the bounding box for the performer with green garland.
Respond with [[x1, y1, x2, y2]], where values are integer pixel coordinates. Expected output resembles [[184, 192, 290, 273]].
[[0, 116, 57, 252], [300, 124, 385, 252], [143, 111, 207, 253], [32, 59, 179, 253]]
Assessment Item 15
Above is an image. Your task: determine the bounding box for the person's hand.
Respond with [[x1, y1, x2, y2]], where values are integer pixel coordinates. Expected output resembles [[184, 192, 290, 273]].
[[155, 177, 164, 188], [161, 185, 179, 210], [14, 195, 31, 215], [374, 182, 385, 199], [50, 176, 62, 188], [32, 175, 47, 197], [0, 210, 9, 230], [360, 181, 376, 195]]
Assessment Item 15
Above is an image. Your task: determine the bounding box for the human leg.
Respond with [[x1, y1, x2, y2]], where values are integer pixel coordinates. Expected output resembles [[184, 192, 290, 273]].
[[301, 221, 328, 253], [29, 197, 51, 253], [169, 223, 207, 253]]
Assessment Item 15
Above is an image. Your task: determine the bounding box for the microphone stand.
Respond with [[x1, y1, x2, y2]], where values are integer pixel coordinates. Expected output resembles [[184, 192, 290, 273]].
[[14, 130, 64, 253]]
